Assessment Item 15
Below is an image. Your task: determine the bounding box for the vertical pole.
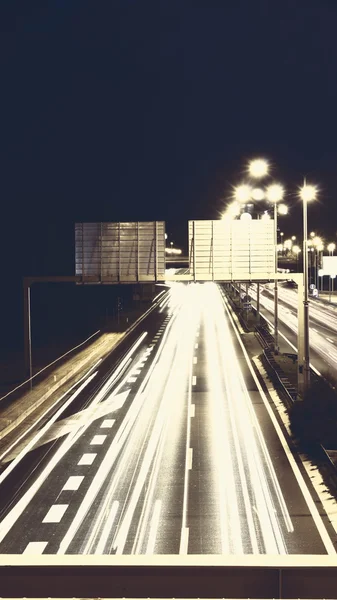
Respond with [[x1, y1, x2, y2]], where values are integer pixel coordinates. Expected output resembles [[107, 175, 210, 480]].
[[256, 281, 260, 324], [154, 221, 158, 281], [302, 195, 310, 396], [329, 276, 332, 303], [23, 281, 32, 389], [193, 220, 196, 282], [297, 275, 305, 398], [273, 203, 279, 354]]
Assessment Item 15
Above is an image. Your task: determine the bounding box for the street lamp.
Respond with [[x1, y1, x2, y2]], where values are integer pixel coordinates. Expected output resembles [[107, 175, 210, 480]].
[[248, 158, 270, 179], [299, 180, 318, 396], [327, 243, 336, 300], [266, 182, 285, 354]]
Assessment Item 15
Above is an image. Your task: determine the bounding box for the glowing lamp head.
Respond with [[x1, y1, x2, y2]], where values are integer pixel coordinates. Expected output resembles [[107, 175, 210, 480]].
[[248, 158, 269, 179], [328, 243, 336, 252], [234, 184, 252, 203], [293, 245, 301, 255], [266, 183, 284, 203], [299, 184, 318, 202], [277, 203, 288, 215], [251, 187, 265, 201]]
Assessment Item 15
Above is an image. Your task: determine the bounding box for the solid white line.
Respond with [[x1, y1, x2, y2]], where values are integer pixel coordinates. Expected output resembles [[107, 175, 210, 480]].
[[179, 527, 189, 554], [90, 435, 106, 445], [78, 453, 96, 466], [187, 448, 193, 470], [261, 312, 322, 377], [62, 476, 84, 491], [223, 294, 336, 555], [42, 504, 68, 523], [146, 499, 162, 554], [192, 376, 197, 385], [100, 419, 115, 428], [23, 541, 48, 554]]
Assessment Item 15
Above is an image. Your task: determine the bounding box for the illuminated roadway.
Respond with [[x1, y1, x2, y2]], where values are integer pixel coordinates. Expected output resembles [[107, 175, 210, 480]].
[[0, 283, 335, 555], [249, 283, 337, 379]]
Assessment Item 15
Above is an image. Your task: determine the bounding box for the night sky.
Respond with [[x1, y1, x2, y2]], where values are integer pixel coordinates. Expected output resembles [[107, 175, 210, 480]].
[[2, 0, 337, 352]]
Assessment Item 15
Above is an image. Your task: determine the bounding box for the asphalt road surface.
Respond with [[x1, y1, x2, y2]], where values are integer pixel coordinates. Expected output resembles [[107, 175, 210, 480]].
[[249, 283, 337, 379], [0, 283, 335, 555]]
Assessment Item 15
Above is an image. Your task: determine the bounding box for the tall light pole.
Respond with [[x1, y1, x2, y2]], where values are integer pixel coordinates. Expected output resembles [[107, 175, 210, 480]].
[[266, 183, 285, 354], [328, 243, 336, 300], [299, 180, 318, 396]]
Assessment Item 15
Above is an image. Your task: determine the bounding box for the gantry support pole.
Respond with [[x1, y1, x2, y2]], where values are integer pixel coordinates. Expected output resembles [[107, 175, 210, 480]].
[[23, 279, 32, 389]]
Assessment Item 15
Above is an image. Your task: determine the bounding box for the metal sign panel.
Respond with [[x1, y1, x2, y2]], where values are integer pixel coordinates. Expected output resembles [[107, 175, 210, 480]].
[[75, 222, 166, 282], [322, 256, 337, 276], [188, 219, 275, 280]]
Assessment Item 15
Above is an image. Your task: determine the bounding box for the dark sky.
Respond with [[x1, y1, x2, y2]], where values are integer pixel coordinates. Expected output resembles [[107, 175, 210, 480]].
[[2, 0, 337, 337]]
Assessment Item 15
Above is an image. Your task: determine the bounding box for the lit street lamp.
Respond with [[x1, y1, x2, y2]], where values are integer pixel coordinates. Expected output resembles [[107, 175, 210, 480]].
[[299, 180, 318, 396], [248, 158, 269, 179]]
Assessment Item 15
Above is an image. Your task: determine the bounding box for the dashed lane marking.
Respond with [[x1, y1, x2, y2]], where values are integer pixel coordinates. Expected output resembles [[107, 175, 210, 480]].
[[78, 453, 96, 466], [23, 541, 48, 554], [42, 504, 68, 523], [195, 343, 199, 349], [191, 404, 195, 417], [90, 435, 107, 445], [62, 476, 84, 491], [327, 337, 334, 343], [193, 356, 197, 364], [192, 376, 196, 386], [132, 369, 142, 375], [100, 419, 115, 428], [127, 377, 137, 383]]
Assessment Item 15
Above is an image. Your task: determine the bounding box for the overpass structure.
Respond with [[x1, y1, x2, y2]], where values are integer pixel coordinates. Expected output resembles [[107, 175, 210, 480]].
[[24, 219, 308, 396]]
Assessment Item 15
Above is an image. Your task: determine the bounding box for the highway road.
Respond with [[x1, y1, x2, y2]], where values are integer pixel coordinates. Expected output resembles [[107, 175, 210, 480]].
[[0, 283, 335, 555], [249, 283, 337, 379]]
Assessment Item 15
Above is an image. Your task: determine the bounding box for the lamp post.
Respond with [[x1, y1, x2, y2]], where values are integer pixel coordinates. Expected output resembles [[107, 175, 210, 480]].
[[293, 245, 301, 272], [266, 183, 285, 354], [299, 181, 318, 396], [327, 243, 336, 300]]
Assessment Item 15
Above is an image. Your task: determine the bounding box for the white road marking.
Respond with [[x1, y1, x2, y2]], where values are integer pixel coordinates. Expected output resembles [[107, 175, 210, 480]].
[[193, 356, 198, 364], [191, 403, 195, 417], [94, 500, 119, 554], [78, 453, 96, 466], [192, 375, 196, 385], [146, 499, 162, 554], [127, 377, 137, 383], [132, 369, 142, 375], [42, 504, 68, 523], [100, 419, 115, 428], [311, 328, 318, 333], [261, 312, 322, 377], [223, 294, 336, 555], [327, 337, 334, 344], [179, 526, 189, 554], [0, 371, 98, 481], [90, 435, 107, 445], [62, 476, 84, 491], [23, 541, 48, 554], [187, 448, 193, 470], [195, 343, 199, 348]]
